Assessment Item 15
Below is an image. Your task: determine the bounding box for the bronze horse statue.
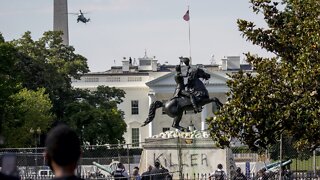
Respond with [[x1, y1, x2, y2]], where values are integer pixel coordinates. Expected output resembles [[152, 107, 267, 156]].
[[142, 67, 223, 131]]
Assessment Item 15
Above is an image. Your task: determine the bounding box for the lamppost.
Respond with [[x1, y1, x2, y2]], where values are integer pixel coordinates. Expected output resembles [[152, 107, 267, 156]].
[[30, 127, 41, 178]]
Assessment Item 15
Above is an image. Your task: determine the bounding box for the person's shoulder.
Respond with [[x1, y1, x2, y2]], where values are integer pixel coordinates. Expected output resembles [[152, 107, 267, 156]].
[[215, 169, 222, 173], [141, 171, 150, 175], [161, 168, 169, 172], [122, 171, 129, 177], [0, 173, 19, 180], [150, 168, 158, 172]]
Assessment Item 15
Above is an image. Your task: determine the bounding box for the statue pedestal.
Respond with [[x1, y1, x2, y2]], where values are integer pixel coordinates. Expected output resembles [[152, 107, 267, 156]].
[[139, 131, 236, 179]]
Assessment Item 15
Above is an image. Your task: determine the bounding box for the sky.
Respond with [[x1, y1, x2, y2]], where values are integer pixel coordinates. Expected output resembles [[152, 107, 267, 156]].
[[0, 0, 273, 72]]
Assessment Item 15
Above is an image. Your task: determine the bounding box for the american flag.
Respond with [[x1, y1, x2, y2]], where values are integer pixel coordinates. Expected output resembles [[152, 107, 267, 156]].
[[183, 10, 190, 21]]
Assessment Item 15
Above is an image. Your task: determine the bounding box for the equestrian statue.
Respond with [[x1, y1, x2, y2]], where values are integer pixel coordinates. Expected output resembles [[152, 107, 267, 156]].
[[142, 57, 223, 131]]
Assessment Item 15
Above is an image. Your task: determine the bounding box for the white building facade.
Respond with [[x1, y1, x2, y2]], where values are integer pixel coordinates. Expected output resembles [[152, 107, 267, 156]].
[[72, 55, 251, 147]]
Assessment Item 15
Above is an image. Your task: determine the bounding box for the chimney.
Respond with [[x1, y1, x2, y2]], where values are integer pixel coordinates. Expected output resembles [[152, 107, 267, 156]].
[[152, 59, 158, 72], [227, 56, 240, 70], [122, 57, 129, 72], [221, 58, 227, 70]]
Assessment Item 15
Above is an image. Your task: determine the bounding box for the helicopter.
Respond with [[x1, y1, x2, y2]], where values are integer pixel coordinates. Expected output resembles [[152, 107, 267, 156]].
[[70, 10, 90, 24]]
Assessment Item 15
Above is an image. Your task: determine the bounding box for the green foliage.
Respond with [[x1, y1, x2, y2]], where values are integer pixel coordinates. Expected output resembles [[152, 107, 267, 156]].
[[64, 86, 127, 145], [3, 88, 53, 147], [268, 136, 313, 161], [0, 33, 4, 43], [207, 0, 320, 152], [0, 36, 25, 136], [0, 31, 127, 147], [11, 31, 89, 119], [0, 40, 19, 106]]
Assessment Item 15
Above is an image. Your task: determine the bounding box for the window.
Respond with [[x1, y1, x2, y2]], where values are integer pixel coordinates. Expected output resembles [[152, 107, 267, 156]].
[[131, 100, 139, 115], [106, 76, 120, 82], [128, 77, 142, 82], [163, 127, 170, 132], [132, 128, 139, 147], [85, 77, 99, 82], [140, 60, 151, 65]]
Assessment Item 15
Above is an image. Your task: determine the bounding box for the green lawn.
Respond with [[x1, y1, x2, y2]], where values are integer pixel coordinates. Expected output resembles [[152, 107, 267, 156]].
[[291, 156, 320, 171]]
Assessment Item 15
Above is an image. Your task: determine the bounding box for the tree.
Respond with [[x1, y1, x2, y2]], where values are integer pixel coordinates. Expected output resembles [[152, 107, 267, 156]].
[[3, 88, 53, 147], [64, 86, 127, 145], [268, 135, 312, 161], [207, 0, 320, 151], [1, 32, 128, 147], [11, 31, 89, 120], [0, 33, 25, 136]]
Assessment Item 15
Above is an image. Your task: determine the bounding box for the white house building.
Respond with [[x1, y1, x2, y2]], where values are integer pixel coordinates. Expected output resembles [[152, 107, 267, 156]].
[[72, 54, 252, 147]]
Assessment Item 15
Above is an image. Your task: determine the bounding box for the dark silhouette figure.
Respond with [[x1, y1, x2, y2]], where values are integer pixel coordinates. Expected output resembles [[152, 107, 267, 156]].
[[210, 164, 226, 180], [141, 165, 153, 180], [150, 161, 170, 180], [282, 166, 293, 180], [233, 167, 247, 180], [45, 124, 84, 180], [0, 173, 19, 180], [256, 169, 268, 180], [111, 162, 129, 180]]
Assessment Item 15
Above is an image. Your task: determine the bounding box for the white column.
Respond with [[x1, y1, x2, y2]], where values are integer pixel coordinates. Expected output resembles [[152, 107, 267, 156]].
[[201, 104, 208, 131], [148, 92, 155, 137]]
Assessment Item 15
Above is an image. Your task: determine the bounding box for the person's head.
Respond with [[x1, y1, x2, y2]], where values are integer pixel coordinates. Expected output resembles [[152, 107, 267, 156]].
[[132, 169, 139, 176], [45, 125, 81, 174], [147, 165, 153, 171], [154, 161, 161, 168], [258, 169, 265, 176], [217, 164, 223, 170], [236, 167, 241, 173], [117, 162, 125, 169]]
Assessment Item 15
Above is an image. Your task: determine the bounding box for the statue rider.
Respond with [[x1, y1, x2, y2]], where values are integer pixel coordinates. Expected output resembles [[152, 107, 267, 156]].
[[172, 58, 201, 113]]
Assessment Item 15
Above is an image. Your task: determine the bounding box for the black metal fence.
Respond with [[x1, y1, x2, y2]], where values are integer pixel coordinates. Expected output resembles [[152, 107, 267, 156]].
[[1, 141, 320, 180]]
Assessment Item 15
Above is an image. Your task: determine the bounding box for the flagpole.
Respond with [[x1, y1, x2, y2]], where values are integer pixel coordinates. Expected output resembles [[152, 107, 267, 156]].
[[187, 6, 192, 65]]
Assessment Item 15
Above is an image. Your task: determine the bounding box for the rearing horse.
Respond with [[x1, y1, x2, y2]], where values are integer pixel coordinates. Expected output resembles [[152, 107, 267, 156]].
[[142, 67, 223, 131]]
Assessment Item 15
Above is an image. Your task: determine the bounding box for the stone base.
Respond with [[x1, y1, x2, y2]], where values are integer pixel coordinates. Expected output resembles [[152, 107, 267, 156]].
[[139, 131, 236, 179]]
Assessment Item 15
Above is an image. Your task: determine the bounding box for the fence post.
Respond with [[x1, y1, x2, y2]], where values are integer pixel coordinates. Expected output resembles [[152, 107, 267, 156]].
[[178, 136, 183, 180], [35, 147, 38, 179], [127, 144, 130, 176], [313, 150, 316, 176], [279, 134, 282, 180], [117, 141, 121, 162]]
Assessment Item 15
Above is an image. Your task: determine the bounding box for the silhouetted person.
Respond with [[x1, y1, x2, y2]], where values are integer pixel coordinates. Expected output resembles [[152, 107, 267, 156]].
[[111, 162, 129, 179], [282, 166, 293, 180], [210, 164, 226, 180], [150, 161, 169, 180], [0, 173, 19, 180], [141, 165, 153, 180], [233, 167, 247, 180], [132, 166, 141, 180], [44, 124, 83, 180], [257, 169, 268, 180]]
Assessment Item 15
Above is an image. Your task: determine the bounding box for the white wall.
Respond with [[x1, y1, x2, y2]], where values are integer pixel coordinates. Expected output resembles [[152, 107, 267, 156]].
[[118, 87, 150, 145]]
